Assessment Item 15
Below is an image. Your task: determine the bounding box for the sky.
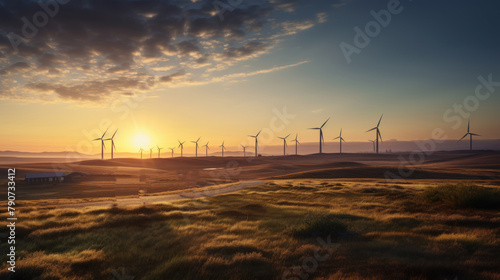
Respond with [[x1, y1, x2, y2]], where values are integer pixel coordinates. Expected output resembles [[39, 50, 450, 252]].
[[0, 0, 499, 154]]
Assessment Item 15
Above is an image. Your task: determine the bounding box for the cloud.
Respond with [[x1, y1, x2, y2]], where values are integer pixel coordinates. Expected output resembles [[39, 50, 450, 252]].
[[317, 12, 328, 23], [0, 0, 324, 103]]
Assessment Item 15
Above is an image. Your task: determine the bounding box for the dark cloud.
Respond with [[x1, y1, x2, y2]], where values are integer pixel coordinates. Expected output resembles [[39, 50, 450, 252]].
[[27, 78, 142, 101], [0, 61, 30, 75], [159, 70, 186, 83]]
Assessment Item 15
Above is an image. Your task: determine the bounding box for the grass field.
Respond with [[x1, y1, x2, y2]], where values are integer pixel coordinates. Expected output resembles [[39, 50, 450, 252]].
[[1, 180, 499, 280]]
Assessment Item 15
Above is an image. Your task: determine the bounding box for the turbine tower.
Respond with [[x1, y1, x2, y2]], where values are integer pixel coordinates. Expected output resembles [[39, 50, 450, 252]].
[[169, 147, 175, 158], [157, 145, 163, 158], [203, 142, 210, 157], [93, 129, 108, 160], [149, 147, 153, 159], [278, 134, 290, 156], [366, 115, 383, 154], [309, 118, 330, 154], [191, 137, 201, 157], [241, 145, 248, 157], [178, 140, 185, 157], [139, 147, 145, 159], [219, 141, 226, 157], [333, 129, 346, 154], [459, 119, 480, 151], [105, 129, 118, 159], [292, 134, 300, 155], [248, 129, 262, 157]]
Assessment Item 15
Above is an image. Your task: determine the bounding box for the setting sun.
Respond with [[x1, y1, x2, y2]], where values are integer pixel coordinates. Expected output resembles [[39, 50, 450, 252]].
[[133, 133, 151, 149]]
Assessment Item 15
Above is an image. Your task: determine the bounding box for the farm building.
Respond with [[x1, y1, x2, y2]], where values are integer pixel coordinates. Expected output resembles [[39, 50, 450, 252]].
[[25, 172, 65, 185]]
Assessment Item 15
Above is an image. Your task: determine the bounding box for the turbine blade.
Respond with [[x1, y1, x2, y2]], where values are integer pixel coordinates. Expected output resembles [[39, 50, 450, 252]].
[[112, 129, 118, 139], [470, 133, 480, 136], [309, 128, 320, 130], [377, 114, 383, 127], [333, 136, 340, 140], [93, 138, 101, 141], [256, 129, 262, 137], [378, 130, 383, 142], [366, 127, 376, 132], [467, 119, 470, 133], [321, 117, 330, 128], [285, 134, 290, 139], [101, 128, 109, 139], [459, 133, 468, 141]]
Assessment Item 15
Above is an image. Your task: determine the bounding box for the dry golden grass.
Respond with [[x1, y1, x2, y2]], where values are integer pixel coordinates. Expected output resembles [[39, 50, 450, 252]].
[[1, 180, 499, 279]]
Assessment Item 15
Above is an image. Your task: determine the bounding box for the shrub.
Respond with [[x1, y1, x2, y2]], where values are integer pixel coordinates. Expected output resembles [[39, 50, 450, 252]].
[[422, 184, 500, 209], [292, 213, 347, 238]]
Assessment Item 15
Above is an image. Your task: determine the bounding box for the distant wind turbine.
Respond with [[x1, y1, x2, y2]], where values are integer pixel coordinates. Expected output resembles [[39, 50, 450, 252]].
[[368, 140, 375, 153], [203, 142, 210, 157], [278, 134, 290, 156], [248, 129, 262, 157], [157, 145, 163, 158], [241, 145, 248, 157], [139, 147, 145, 159], [309, 118, 329, 154], [366, 115, 383, 154], [149, 147, 153, 159], [105, 129, 118, 159], [191, 137, 201, 157], [219, 141, 226, 157], [292, 134, 300, 155], [333, 129, 346, 154], [459, 119, 480, 151], [178, 140, 185, 157], [169, 147, 175, 158], [93, 128, 108, 160]]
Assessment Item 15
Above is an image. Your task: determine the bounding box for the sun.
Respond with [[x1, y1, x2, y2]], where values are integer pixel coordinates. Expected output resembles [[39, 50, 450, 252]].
[[133, 133, 150, 149]]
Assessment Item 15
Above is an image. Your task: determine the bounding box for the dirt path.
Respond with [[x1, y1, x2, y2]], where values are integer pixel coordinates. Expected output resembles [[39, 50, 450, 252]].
[[58, 180, 266, 209]]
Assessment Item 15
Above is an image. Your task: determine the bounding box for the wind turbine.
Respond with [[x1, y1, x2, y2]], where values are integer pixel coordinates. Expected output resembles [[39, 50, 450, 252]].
[[169, 147, 175, 158], [93, 128, 108, 160], [203, 142, 210, 157], [278, 134, 290, 156], [191, 137, 201, 157], [459, 119, 480, 151], [241, 145, 248, 157], [369, 140, 375, 153], [366, 114, 383, 154], [248, 129, 262, 157], [219, 141, 226, 157], [105, 129, 118, 159], [333, 129, 346, 154], [178, 140, 185, 157], [157, 145, 163, 158], [149, 147, 153, 159], [309, 118, 330, 154], [139, 147, 145, 159], [292, 134, 300, 155]]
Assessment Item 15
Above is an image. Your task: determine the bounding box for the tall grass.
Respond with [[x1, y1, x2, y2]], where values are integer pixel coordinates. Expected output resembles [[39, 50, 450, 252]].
[[422, 184, 500, 209]]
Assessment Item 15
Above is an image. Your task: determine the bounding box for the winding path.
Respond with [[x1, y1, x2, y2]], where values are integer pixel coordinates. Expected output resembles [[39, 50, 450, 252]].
[[58, 180, 266, 209]]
